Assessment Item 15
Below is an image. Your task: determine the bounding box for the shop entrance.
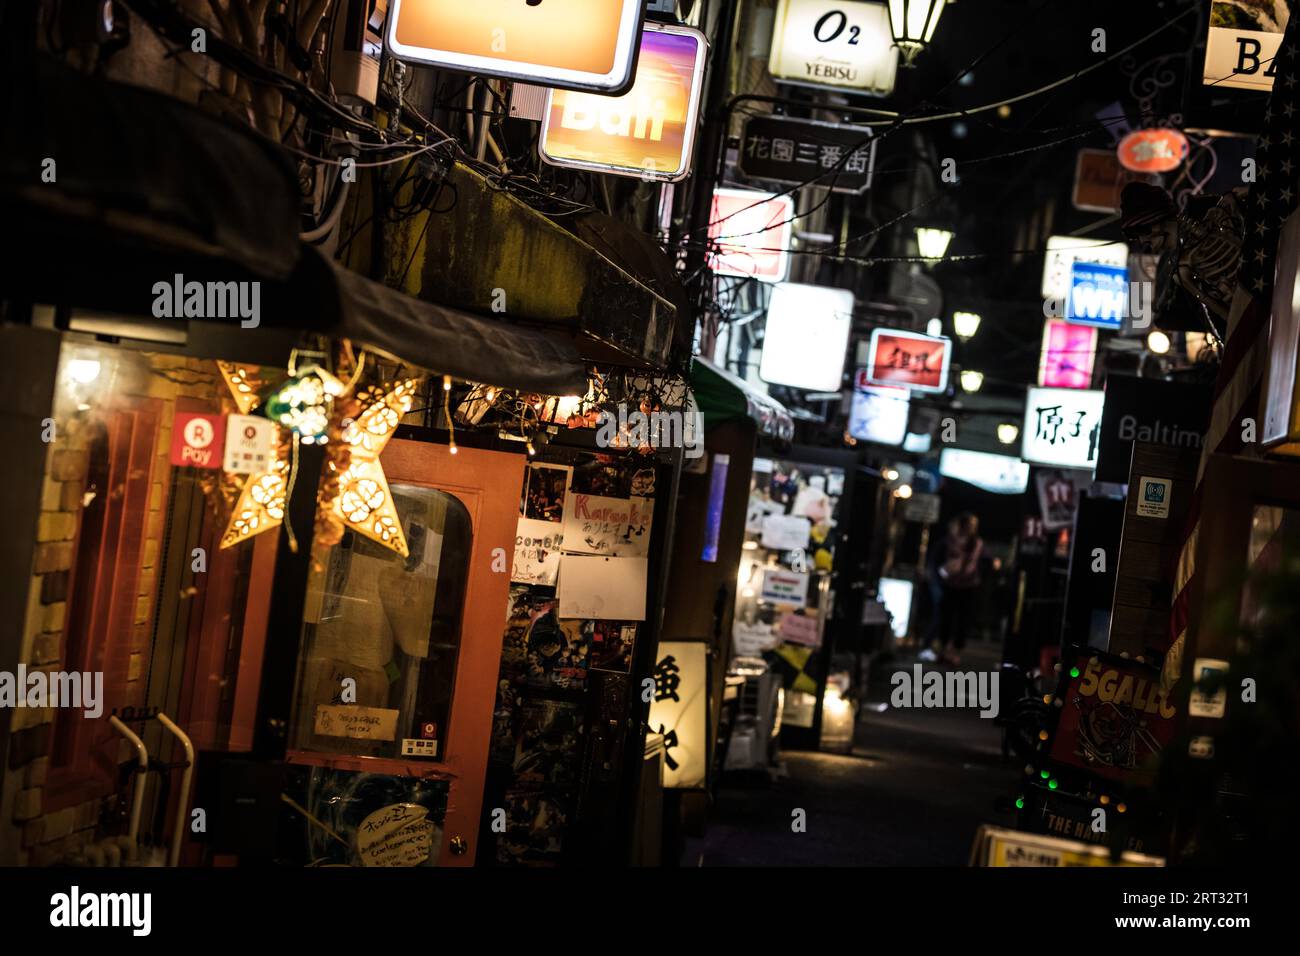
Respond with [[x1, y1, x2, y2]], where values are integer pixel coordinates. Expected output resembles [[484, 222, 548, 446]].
[[283, 439, 523, 866]]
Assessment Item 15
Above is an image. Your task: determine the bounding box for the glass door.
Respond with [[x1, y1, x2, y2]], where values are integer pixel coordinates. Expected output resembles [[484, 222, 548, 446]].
[[284, 440, 525, 866]]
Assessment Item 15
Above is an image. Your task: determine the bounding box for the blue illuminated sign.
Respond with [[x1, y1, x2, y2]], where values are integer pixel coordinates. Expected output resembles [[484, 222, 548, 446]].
[[1068, 261, 1127, 329]]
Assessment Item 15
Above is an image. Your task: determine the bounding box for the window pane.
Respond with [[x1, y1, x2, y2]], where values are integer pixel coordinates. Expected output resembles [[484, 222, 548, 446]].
[[291, 484, 473, 760]]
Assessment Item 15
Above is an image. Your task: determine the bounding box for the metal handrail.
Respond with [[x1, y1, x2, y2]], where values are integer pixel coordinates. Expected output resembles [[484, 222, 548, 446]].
[[154, 712, 194, 868], [107, 715, 147, 845]]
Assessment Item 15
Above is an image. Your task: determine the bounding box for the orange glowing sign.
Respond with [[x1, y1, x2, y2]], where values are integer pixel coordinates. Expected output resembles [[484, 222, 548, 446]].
[[386, 0, 644, 93], [539, 24, 707, 182], [1117, 129, 1189, 174]]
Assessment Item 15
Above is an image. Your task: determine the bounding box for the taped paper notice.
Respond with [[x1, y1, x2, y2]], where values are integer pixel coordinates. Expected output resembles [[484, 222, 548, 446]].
[[761, 568, 809, 607], [779, 612, 820, 647], [612, 496, 652, 558], [512, 517, 564, 585], [313, 705, 399, 741], [558, 555, 648, 621], [356, 803, 436, 867], [562, 492, 633, 554], [761, 514, 811, 550]]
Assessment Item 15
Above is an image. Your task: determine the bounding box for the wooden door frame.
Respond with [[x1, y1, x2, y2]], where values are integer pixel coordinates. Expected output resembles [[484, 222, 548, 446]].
[[281, 439, 523, 867]]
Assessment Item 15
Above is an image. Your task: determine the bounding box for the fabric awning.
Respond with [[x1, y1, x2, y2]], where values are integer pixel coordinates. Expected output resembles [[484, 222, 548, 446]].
[[690, 356, 794, 441], [277, 246, 589, 395], [2, 56, 589, 396]]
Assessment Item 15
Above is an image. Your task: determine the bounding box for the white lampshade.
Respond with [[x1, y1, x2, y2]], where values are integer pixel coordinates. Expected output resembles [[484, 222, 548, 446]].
[[953, 311, 981, 339], [960, 370, 984, 392], [916, 226, 953, 261], [888, 0, 947, 64]]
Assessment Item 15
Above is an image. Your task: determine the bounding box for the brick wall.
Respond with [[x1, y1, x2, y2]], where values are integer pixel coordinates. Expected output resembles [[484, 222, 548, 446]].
[[4, 348, 214, 865]]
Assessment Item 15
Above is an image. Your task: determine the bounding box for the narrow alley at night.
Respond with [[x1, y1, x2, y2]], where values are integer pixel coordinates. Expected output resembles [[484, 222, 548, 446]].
[[0, 0, 1291, 940]]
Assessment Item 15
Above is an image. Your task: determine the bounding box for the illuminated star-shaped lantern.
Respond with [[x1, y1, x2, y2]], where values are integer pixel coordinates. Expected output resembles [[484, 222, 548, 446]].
[[220, 454, 290, 548], [215, 361, 269, 416], [327, 378, 419, 557], [215, 359, 290, 549]]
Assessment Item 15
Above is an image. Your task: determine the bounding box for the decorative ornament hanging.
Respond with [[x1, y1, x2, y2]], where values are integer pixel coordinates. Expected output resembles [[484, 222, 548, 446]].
[[321, 377, 420, 558], [220, 450, 290, 548], [265, 371, 334, 444], [215, 361, 270, 415]]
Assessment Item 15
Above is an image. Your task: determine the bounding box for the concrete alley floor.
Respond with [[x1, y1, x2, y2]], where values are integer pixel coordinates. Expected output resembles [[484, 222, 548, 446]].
[[691, 641, 1019, 866]]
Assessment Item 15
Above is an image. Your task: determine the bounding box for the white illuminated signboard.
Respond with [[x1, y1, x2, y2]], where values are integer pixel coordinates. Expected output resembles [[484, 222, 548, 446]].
[[759, 283, 854, 391], [708, 188, 796, 282], [387, 0, 644, 93], [1203, 1, 1289, 92], [938, 448, 1030, 495], [768, 0, 899, 95], [877, 577, 914, 639], [849, 374, 909, 445], [1021, 386, 1106, 470], [1041, 236, 1128, 303]]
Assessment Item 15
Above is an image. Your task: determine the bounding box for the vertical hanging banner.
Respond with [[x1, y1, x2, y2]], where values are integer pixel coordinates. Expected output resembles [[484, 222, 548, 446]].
[[1202, 0, 1289, 92], [386, 0, 645, 93], [539, 23, 708, 182], [707, 188, 796, 281], [767, 0, 899, 95], [648, 641, 709, 788]]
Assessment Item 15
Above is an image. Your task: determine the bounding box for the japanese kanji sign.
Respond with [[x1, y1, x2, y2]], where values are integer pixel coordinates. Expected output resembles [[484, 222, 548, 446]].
[[1021, 386, 1105, 470], [864, 328, 951, 393], [739, 115, 876, 194], [647, 641, 708, 788]]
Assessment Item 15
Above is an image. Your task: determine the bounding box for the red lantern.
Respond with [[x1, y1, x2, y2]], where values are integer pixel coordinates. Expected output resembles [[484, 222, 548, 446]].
[[1117, 128, 1189, 173]]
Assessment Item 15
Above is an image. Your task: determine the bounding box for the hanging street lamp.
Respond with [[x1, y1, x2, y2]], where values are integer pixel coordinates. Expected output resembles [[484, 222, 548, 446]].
[[916, 226, 953, 262], [953, 311, 981, 340], [888, 0, 948, 66]]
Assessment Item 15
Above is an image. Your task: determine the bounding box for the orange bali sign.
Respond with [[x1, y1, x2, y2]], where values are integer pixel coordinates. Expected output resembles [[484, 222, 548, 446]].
[[539, 24, 707, 182], [865, 328, 951, 393], [386, 0, 644, 93], [1117, 128, 1189, 174], [706, 188, 796, 282]]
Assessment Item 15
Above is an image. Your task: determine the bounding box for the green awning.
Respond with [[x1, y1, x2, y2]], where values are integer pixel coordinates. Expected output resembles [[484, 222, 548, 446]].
[[690, 357, 794, 441]]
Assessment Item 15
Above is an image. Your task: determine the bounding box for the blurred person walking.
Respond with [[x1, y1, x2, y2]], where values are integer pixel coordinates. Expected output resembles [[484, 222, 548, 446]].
[[936, 513, 983, 666]]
